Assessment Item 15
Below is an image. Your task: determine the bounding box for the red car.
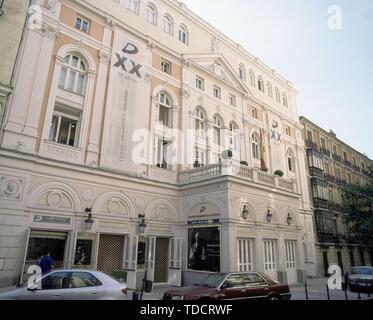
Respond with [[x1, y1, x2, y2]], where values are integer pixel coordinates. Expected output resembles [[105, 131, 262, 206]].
[[163, 272, 291, 301]]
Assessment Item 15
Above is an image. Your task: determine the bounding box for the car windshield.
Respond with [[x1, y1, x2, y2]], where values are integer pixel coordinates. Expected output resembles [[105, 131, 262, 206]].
[[351, 268, 373, 275], [195, 274, 227, 288]]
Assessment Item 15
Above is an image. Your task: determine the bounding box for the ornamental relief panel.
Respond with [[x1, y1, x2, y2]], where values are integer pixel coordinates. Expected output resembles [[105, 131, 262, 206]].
[[0, 175, 25, 201]]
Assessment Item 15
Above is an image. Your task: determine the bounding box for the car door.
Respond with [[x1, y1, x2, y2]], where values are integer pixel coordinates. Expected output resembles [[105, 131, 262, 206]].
[[217, 274, 247, 300], [21, 271, 70, 300], [241, 273, 269, 300], [64, 272, 105, 300]]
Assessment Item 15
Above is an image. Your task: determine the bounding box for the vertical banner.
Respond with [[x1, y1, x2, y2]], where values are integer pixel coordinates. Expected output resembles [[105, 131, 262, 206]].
[[269, 116, 285, 172], [101, 30, 147, 173]]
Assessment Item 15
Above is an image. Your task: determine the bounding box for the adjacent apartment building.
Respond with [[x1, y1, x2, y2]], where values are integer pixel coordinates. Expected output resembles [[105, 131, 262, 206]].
[[300, 117, 373, 277], [0, 0, 316, 289]]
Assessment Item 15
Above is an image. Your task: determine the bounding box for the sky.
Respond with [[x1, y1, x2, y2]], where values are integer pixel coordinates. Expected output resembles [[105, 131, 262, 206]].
[[181, 0, 373, 158]]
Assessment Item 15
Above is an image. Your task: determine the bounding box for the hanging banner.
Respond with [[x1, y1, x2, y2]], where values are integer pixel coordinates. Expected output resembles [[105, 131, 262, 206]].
[[101, 30, 147, 173]]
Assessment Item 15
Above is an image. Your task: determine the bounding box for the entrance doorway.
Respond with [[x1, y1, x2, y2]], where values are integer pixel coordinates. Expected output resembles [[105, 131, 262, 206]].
[[97, 234, 125, 276], [263, 240, 277, 281], [154, 238, 169, 284], [285, 241, 297, 285]]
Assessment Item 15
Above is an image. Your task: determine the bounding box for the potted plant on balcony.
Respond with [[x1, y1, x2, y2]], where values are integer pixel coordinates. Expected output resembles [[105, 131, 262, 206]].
[[240, 161, 249, 167], [274, 170, 284, 177], [193, 160, 201, 168]]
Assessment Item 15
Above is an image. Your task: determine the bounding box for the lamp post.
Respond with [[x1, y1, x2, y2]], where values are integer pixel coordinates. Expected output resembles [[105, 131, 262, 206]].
[[84, 208, 94, 231], [138, 214, 147, 235]]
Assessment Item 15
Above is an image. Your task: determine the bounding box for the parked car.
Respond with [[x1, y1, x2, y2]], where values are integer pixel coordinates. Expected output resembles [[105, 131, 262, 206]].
[[347, 267, 373, 293], [0, 269, 129, 300], [163, 272, 291, 301]]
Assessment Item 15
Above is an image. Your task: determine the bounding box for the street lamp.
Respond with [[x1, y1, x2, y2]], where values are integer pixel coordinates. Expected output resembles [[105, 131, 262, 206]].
[[287, 213, 293, 226], [138, 214, 147, 234], [266, 209, 273, 223], [242, 205, 250, 220], [85, 208, 95, 231]]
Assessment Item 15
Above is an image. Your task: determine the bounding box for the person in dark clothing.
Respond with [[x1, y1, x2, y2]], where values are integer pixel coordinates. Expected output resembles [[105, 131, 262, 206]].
[[38, 252, 54, 274]]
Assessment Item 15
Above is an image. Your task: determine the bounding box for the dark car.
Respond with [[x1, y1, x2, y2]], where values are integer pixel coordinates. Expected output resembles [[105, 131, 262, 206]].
[[347, 267, 373, 293], [163, 272, 291, 301]]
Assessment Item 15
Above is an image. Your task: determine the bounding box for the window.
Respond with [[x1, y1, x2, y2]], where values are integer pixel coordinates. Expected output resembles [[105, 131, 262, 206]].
[[127, 0, 139, 14], [75, 17, 90, 33], [239, 64, 246, 81], [258, 76, 264, 92], [267, 82, 273, 98], [223, 274, 245, 289], [275, 87, 280, 103], [194, 107, 206, 138], [157, 92, 172, 127], [307, 130, 313, 143], [49, 105, 81, 147], [146, 4, 157, 25], [213, 115, 222, 145], [347, 172, 351, 184], [336, 166, 341, 179], [229, 94, 236, 107], [282, 92, 288, 107], [249, 70, 255, 87], [195, 148, 206, 166], [41, 272, 70, 290], [58, 54, 87, 95], [321, 138, 326, 150], [213, 86, 221, 99], [163, 15, 173, 34], [251, 107, 258, 119], [178, 24, 188, 44], [285, 126, 291, 136], [70, 272, 102, 288], [325, 162, 330, 174], [161, 60, 171, 74], [156, 138, 172, 170], [229, 122, 239, 151], [287, 149, 295, 172], [196, 77, 204, 91], [252, 133, 260, 160], [237, 239, 254, 272], [242, 274, 266, 286]]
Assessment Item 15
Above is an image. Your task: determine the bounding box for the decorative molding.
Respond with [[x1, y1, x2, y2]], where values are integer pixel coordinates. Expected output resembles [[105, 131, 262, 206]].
[[0, 176, 25, 201]]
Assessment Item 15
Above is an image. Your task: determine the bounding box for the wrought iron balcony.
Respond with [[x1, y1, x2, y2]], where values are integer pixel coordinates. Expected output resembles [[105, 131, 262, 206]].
[[318, 232, 335, 243], [343, 160, 352, 168], [320, 148, 331, 157], [313, 198, 329, 210], [328, 202, 343, 212], [332, 154, 342, 163], [306, 140, 318, 151], [353, 165, 361, 172], [309, 167, 324, 179], [336, 178, 347, 186], [324, 173, 336, 183]]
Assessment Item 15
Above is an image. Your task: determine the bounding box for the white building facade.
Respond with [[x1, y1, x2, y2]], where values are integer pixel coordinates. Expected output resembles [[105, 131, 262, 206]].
[[0, 0, 316, 289]]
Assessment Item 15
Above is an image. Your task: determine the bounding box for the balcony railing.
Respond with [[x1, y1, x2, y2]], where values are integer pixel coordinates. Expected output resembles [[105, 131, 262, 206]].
[[324, 173, 336, 183], [318, 232, 335, 243], [180, 160, 297, 193], [328, 202, 343, 212], [313, 198, 329, 210], [306, 140, 318, 151], [309, 167, 324, 179], [332, 154, 342, 163], [320, 148, 331, 157], [353, 165, 361, 172], [336, 178, 347, 186], [343, 160, 352, 168]]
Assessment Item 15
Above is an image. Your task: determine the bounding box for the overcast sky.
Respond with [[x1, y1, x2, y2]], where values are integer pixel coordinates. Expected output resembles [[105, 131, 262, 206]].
[[181, 0, 373, 158]]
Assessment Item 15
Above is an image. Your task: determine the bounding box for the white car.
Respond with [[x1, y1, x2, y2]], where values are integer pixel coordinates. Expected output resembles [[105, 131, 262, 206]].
[[0, 269, 130, 300]]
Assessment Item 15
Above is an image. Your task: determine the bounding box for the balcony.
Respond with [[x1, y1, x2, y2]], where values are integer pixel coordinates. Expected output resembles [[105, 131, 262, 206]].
[[309, 167, 324, 179], [328, 202, 343, 212], [336, 178, 347, 186], [313, 198, 329, 210], [353, 165, 361, 173], [180, 160, 297, 193], [306, 140, 318, 151], [324, 173, 336, 183], [332, 154, 342, 163], [318, 232, 335, 244], [343, 160, 352, 168], [320, 148, 331, 157]]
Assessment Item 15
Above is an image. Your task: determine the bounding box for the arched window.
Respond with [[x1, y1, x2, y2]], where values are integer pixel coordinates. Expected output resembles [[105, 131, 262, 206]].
[[213, 115, 223, 145], [267, 82, 273, 98], [146, 4, 157, 25], [258, 75, 264, 92], [287, 149, 295, 172], [157, 92, 172, 127], [282, 92, 288, 107], [239, 64, 246, 81], [127, 0, 140, 14], [252, 133, 260, 160], [229, 122, 239, 150], [195, 107, 206, 138], [178, 24, 188, 44], [163, 14, 173, 35], [275, 87, 281, 103], [249, 70, 255, 87], [58, 54, 87, 95]]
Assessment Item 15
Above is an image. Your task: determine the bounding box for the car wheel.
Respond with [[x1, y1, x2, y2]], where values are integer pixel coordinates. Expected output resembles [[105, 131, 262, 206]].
[[269, 295, 280, 301]]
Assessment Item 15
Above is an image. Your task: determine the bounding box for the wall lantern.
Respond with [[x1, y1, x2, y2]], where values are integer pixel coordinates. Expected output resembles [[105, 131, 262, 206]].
[[242, 205, 250, 220], [266, 210, 273, 223], [287, 213, 293, 226], [0, 0, 4, 17], [138, 214, 147, 235], [85, 208, 95, 231]]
